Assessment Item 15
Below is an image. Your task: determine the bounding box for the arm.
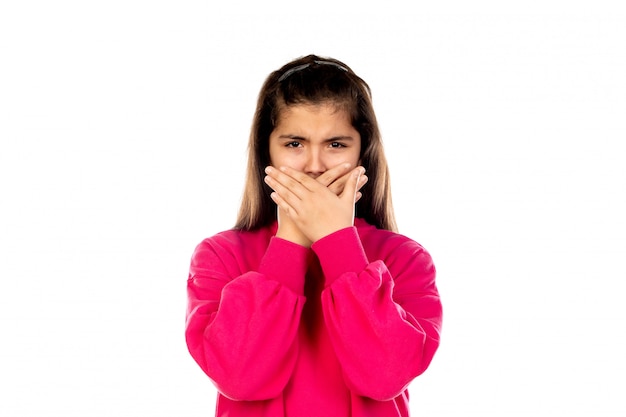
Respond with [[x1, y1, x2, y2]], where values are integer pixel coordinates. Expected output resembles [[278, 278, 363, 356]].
[[313, 227, 442, 401], [185, 234, 308, 401]]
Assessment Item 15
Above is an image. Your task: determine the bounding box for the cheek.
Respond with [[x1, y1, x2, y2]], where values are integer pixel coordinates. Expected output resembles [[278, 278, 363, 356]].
[[269, 147, 305, 170], [326, 153, 355, 166], [268, 142, 283, 166], [344, 147, 362, 167]]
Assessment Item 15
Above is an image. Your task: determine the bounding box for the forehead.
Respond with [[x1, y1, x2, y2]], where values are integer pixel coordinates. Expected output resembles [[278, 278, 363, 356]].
[[275, 102, 352, 127]]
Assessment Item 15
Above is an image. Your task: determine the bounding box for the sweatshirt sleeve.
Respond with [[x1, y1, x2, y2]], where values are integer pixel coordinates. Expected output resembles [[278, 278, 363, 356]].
[[185, 234, 308, 401], [312, 226, 442, 401]]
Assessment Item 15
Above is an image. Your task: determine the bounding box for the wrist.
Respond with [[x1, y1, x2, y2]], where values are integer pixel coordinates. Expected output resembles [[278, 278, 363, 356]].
[[276, 222, 312, 248], [309, 219, 354, 244]]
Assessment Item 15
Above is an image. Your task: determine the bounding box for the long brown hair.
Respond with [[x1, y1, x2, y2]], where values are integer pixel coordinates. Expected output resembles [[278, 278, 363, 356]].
[[234, 54, 397, 232]]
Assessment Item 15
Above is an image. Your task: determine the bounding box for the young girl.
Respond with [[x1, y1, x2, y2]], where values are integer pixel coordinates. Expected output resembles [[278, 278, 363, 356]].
[[185, 54, 442, 417]]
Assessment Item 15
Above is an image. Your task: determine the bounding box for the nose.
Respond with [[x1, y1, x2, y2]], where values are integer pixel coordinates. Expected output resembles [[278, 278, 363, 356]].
[[304, 149, 326, 178]]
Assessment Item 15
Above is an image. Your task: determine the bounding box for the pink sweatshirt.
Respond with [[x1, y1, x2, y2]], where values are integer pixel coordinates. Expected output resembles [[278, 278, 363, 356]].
[[185, 218, 442, 417]]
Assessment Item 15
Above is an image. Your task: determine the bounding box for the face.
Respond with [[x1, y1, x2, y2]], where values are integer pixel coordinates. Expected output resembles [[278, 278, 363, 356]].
[[268, 103, 361, 178]]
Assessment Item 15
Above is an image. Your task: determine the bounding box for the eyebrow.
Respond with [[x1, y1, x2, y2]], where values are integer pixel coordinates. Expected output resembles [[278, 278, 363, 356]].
[[278, 134, 355, 142]]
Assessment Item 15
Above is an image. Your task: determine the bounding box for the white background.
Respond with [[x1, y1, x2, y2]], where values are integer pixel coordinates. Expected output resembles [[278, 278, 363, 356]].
[[1, 1, 625, 416]]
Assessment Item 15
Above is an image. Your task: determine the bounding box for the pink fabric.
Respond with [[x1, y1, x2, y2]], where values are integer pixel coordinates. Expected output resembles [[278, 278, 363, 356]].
[[186, 218, 442, 416]]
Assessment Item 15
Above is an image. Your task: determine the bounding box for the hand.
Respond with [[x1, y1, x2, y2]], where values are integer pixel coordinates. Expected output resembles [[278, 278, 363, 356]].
[[267, 163, 367, 247], [316, 163, 368, 203], [264, 165, 365, 243]]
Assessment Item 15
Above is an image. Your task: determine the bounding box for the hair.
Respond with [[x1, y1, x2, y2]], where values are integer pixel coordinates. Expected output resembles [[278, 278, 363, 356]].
[[234, 54, 397, 232]]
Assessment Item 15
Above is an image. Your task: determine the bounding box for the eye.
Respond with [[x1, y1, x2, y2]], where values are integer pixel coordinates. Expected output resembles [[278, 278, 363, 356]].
[[285, 141, 302, 148], [329, 142, 346, 148]]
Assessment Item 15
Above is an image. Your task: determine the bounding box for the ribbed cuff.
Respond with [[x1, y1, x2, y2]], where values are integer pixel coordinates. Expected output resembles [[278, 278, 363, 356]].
[[311, 226, 369, 286], [258, 237, 310, 294]]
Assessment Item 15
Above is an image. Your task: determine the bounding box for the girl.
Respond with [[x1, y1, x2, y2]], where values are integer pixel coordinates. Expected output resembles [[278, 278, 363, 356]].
[[185, 54, 442, 417]]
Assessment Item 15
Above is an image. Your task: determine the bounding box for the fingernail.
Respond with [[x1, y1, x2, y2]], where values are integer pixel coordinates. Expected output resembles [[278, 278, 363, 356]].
[[265, 166, 272, 174]]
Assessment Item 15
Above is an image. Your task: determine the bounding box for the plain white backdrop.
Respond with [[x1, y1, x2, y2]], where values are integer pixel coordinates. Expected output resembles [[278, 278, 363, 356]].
[[1, 1, 624, 416]]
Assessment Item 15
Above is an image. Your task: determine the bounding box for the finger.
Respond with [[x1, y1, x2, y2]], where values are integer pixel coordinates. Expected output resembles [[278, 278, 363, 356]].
[[328, 170, 367, 196], [357, 173, 368, 191], [355, 175, 368, 203], [264, 171, 302, 207], [341, 167, 364, 202], [264, 166, 311, 198], [315, 162, 352, 187], [269, 191, 298, 218], [273, 166, 326, 193]]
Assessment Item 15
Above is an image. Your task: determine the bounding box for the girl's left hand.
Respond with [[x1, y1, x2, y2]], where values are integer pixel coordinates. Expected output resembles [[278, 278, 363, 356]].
[[264, 165, 364, 243]]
